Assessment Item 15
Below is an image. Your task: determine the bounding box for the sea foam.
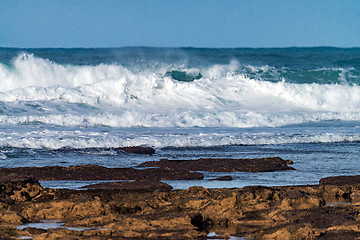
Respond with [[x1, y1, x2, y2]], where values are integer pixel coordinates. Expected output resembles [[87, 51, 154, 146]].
[[1, 53, 360, 129]]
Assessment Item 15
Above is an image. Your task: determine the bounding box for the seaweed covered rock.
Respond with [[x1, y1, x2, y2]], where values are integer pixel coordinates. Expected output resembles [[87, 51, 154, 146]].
[[140, 157, 295, 172], [320, 175, 360, 186], [0, 165, 203, 181], [82, 180, 173, 192]]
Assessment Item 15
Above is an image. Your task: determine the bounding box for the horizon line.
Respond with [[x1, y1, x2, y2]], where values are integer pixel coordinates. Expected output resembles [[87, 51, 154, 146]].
[[1, 45, 359, 50]]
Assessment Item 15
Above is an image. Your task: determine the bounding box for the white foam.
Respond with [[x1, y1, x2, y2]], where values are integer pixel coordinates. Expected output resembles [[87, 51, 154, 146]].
[[0, 124, 359, 149], [0, 111, 360, 128], [1, 54, 360, 129], [0, 153, 7, 159]]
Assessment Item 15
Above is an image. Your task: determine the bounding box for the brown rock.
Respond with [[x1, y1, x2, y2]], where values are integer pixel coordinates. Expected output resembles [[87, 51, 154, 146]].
[[210, 176, 233, 181], [262, 228, 292, 240], [139, 157, 295, 172], [118, 146, 155, 154], [81, 180, 173, 192], [0, 177, 42, 202], [3, 172, 360, 239], [5, 187, 360, 239], [0, 227, 18, 239], [320, 175, 360, 186], [0, 212, 24, 224], [0, 165, 203, 181]]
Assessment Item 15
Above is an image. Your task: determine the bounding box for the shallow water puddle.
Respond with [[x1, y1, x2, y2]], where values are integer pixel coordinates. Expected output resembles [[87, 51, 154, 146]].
[[17, 219, 104, 231], [19, 237, 33, 240], [39, 180, 119, 190], [206, 224, 254, 239], [17, 220, 64, 230], [207, 232, 246, 239], [323, 195, 360, 207]]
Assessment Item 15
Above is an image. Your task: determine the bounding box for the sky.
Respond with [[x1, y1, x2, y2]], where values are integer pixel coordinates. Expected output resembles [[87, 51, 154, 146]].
[[0, 0, 359, 48]]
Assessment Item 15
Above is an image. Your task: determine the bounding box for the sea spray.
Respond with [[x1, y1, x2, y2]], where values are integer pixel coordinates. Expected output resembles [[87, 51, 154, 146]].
[[0, 51, 360, 129]]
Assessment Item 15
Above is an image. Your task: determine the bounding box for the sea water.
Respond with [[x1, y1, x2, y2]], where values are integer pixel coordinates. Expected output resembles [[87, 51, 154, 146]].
[[0, 47, 359, 189]]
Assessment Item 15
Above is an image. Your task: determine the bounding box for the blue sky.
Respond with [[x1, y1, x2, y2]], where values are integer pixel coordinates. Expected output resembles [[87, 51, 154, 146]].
[[1, 0, 359, 48]]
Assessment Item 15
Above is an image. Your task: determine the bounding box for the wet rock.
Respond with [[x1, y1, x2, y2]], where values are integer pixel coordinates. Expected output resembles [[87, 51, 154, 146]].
[[320, 175, 360, 186], [81, 180, 173, 192], [210, 176, 233, 181], [118, 146, 155, 154], [0, 165, 203, 181], [0, 227, 17, 239], [190, 213, 213, 231], [139, 157, 295, 172], [3, 173, 360, 239], [0, 177, 43, 202]]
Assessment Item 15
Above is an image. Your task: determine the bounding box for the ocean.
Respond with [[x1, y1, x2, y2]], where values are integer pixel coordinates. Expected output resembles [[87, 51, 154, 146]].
[[0, 47, 359, 189]]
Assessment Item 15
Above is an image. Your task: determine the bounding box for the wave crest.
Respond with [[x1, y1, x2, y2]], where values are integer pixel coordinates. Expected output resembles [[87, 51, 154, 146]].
[[1, 54, 360, 128]]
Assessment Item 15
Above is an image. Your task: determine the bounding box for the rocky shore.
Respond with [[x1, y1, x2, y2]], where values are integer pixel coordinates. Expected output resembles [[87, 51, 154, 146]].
[[0, 156, 360, 239], [139, 157, 295, 172]]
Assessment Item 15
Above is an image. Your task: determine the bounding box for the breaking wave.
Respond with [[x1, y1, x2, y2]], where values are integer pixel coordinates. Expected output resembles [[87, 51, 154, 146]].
[[0, 53, 360, 128]]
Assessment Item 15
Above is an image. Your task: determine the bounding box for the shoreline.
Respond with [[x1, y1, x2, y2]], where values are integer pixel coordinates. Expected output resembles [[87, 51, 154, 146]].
[[0, 176, 360, 239], [0, 156, 359, 239]]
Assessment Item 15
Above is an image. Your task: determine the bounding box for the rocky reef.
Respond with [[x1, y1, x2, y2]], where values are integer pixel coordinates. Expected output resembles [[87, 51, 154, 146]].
[[0, 178, 360, 239], [0, 157, 360, 239], [0, 164, 203, 181], [139, 157, 295, 172]]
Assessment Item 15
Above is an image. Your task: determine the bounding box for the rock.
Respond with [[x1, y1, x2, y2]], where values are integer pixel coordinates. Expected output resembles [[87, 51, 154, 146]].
[[0, 227, 18, 239], [118, 146, 155, 155], [285, 160, 294, 165], [2, 170, 360, 239], [0, 165, 203, 181], [0, 177, 43, 202], [2, 183, 360, 239], [262, 228, 292, 240], [139, 157, 295, 172], [81, 180, 173, 192], [210, 176, 233, 181], [0, 211, 24, 224], [320, 175, 360, 186]]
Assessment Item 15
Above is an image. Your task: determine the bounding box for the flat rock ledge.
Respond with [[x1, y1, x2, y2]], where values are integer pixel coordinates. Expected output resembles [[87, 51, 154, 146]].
[[210, 175, 233, 181], [139, 157, 295, 172], [119, 146, 156, 154], [82, 180, 173, 192], [1, 178, 360, 239], [0, 164, 203, 181], [320, 175, 360, 186]]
